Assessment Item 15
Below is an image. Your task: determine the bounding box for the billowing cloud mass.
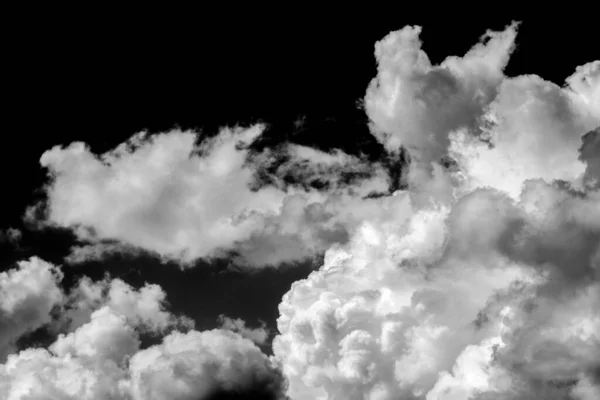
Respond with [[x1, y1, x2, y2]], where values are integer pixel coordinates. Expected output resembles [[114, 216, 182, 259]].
[[0, 260, 285, 400], [4, 21, 599, 400], [0, 258, 64, 360], [28, 125, 389, 267], [273, 23, 600, 400]]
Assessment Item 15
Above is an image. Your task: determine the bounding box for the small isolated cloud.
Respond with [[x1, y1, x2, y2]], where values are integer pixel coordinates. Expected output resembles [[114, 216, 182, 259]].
[[218, 315, 270, 345], [0, 228, 22, 246], [0, 257, 194, 357], [6, 20, 599, 400], [28, 125, 391, 268], [64, 242, 142, 265], [364, 22, 518, 161]]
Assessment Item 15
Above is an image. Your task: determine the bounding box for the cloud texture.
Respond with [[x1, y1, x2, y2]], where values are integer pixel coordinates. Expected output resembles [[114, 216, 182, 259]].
[[273, 23, 600, 400], [3, 21, 599, 400], [0, 260, 285, 400], [29, 125, 389, 267]]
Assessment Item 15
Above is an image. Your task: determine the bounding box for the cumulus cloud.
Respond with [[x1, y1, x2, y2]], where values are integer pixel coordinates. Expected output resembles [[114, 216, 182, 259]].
[[6, 20, 599, 400], [28, 125, 390, 268], [60, 275, 195, 333], [364, 22, 518, 166], [218, 315, 270, 346], [273, 22, 600, 400], [0, 258, 64, 361], [1, 308, 283, 400], [126, 329, 281, 400], [0, 260, 285, 400], [0, 256, 193, 355]]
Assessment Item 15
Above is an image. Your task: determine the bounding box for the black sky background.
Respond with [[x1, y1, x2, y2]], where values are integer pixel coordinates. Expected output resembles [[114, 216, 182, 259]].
[[2, 11, 599, 354]]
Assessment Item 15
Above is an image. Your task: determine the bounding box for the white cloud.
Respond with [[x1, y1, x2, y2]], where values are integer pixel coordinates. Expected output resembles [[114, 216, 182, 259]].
[[218, 315, 270, 345], [0, 256, 194, 362], [50, 307, 140, 366], [7, 20, 599, 400], [29, 125, 391, 268], [272, 23, 600, 400], [0, 258, 64, 361], [61, 276, 194, 333], [126, 329, 276, 400], [0, 261, 283, 400], [449, 73, 597, 198], [30, 126, 285, 266], [1, 308, 279, 400]]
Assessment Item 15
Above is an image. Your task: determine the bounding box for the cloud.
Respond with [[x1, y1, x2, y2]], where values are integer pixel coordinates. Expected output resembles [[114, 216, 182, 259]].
[[272, 23, 600, 400], [7, 20, 599, 400], [0, 228, 22, 247], [1, 308, 284, 400], [126, 329, 281, 400], [28, 125, 390, 268], [218, 315, 270, 346], [60, 275, 195, 334], [0, 259, 286, 400], [449, 73, 597, 198], [0, 256, 194, 358], [364, 22, 518, 163], [0, 258, 64, 361]]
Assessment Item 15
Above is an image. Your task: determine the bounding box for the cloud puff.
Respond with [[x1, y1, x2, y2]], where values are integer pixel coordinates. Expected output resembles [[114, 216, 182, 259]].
[[60, 275, 195, 334], [29, 125, 390, 268], [0, 259, 285, 400], [126, 329, 279, 400], [364, 22, 518, 162], [0, 321, 283, 400], [218, 315, 270, 346], [0, 258, 64, 361], [0, 256, 194, 362], [273, 23, 600, 400]]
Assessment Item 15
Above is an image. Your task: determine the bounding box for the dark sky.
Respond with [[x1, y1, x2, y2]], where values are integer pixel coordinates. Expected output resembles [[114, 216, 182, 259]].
[[2, 11, 598, 355]]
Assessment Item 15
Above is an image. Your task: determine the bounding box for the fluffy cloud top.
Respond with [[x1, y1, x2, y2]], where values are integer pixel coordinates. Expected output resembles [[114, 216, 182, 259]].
[[0, 259, 284, 400], [3, 20, 599, 400], [273, 23, 600, 400], [0, 258, 64, 361], [29, 125, 390, 268], [60, 276, 194, 334], [126, 329, 277, 400], [1, 309, 280, 400]]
